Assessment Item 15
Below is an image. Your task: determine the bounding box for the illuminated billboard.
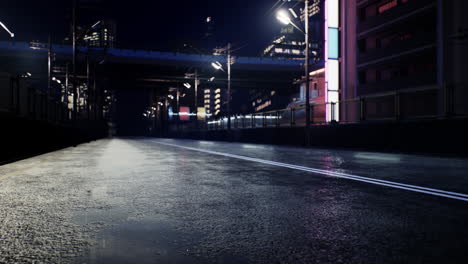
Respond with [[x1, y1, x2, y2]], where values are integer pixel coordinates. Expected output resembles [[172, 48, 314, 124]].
[[197, 107, 206, 121], [179, 106, 190, 121]]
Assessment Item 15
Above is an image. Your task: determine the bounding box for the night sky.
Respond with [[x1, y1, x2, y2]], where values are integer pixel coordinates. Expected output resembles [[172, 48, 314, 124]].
[[0, 0, 290, 56]]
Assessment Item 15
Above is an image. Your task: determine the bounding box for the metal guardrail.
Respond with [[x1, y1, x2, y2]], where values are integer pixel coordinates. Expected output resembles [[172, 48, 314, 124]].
[[169, 85, 464, 132], [0, 73, 99, 124]]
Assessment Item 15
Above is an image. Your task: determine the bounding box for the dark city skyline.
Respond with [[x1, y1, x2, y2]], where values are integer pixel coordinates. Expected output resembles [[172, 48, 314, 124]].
[[0, 0, 288, 55]]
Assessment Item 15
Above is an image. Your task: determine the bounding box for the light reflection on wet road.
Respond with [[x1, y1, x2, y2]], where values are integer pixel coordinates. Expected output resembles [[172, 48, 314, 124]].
[[1, 138, 467, 264]]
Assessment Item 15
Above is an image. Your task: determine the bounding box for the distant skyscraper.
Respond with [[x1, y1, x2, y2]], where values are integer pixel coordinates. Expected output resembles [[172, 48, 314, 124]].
[[84, 19, 116, 48], [262, 25, 306, 59]]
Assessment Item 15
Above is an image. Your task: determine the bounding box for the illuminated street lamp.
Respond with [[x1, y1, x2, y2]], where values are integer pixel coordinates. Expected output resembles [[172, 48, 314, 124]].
[[183, 83, 191, 89], [211, 61, 223, 71], [276, 10, 292, 25], [276, 0, 311, 146], [20, 72, 32, 78], [0, 21, 14, 38], [288, 8, 299, 19], [276, 9, 305, 34]]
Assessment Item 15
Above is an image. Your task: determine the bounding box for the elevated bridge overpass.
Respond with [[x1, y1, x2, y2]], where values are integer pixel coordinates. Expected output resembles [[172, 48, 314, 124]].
[[0, 40, 304, 106], [0, 40, 306, 137]]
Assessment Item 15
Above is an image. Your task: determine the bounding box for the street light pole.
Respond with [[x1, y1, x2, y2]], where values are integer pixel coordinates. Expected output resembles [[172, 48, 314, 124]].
[[47, 36, 52, 121], [194, 69, 198, 128], [48, 35, 52, 97], [176, 87, 180, 112], [65, 63, 69, 119], [304, 0, 311, 146], [86, 45, 91, 121], [276, 0, 311, 145], [0, 21, 14, 38], [227, 43, 232, 131], [72, 0, 78, 122]]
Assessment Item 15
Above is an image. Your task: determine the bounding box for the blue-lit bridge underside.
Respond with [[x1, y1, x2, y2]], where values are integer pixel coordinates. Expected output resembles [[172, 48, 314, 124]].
[[0, 41, 303, 72]]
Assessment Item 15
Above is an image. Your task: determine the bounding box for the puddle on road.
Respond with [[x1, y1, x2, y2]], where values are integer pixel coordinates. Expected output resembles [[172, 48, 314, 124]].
[[74, 215, 202, 264]]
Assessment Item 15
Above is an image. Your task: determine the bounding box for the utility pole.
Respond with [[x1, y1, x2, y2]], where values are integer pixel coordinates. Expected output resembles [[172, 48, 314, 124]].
[[227, 43, 232, 131], [176, 87, 180, 112], [86, 48, 91, 121], [72, 0, 78, 122], [48, 36, 52, 97], [47, 35, 52, 121], [194, 69, 198, 128], [65, 63, 69, 120], [304, 0, 311, 146], [94, 72, 98, 120]]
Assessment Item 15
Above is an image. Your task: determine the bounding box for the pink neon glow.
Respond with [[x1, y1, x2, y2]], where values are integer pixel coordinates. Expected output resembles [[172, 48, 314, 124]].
[[324, 0, 329, 121], [324, 0, 340, 122]]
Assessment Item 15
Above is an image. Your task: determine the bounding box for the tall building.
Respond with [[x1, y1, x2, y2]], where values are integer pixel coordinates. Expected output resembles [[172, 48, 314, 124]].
[[262, 25, 306, 59], [213, 88, 223, 117], [253, 1, 326, 114], [203, 87, 224, 118], [340, 0, 468, 121], [204, 88, 213, 118], [83, 20, 116, 48]]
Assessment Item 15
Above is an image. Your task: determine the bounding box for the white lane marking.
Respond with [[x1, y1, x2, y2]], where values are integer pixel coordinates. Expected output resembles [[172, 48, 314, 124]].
[[153, 141, 468, 202]]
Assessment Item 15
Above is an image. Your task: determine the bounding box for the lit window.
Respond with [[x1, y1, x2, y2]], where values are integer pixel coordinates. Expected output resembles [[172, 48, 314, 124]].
[[378, 0, 398, 14]]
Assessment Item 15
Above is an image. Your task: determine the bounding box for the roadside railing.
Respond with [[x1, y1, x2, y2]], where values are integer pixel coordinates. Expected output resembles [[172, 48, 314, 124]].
[[0, 73, 102, 125], [169, 84, 465, 132]]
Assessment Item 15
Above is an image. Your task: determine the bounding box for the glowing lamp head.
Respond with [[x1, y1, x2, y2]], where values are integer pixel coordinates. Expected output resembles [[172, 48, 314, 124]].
[[211, 61, 223, 70], [183, 83, 191, 89], [276, 10, 291, 25]]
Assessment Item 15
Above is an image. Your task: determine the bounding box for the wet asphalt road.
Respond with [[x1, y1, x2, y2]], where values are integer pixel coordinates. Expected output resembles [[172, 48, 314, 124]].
[[0, 138, 468, 264]]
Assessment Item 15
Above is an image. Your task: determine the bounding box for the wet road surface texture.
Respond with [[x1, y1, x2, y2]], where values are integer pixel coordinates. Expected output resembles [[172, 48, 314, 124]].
[[0, 138, 467, 263]]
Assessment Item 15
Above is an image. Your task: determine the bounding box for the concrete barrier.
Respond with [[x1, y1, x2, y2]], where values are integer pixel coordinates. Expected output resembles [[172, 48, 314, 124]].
[[166, 119, 468, 156], [0, 114, 108, 164]]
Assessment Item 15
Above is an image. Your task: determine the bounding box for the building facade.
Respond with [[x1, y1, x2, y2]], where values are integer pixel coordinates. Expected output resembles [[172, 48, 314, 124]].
[[340, 0, 468, 121], [84, 20, 116, 49], [263, 25, 306, 59]]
